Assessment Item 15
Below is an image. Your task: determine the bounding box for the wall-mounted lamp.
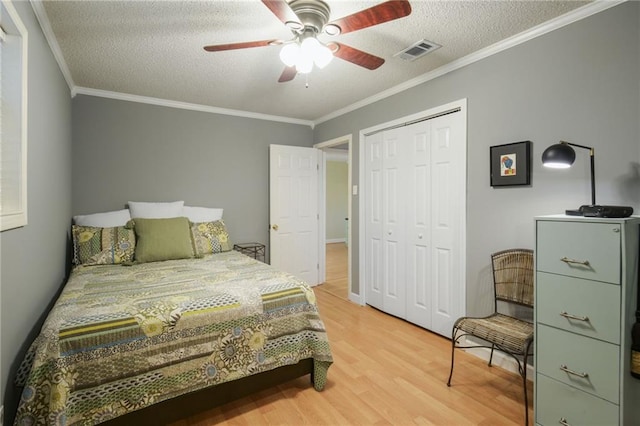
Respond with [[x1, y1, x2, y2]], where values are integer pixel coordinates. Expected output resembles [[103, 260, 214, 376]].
[[541, 141, 633, 217]]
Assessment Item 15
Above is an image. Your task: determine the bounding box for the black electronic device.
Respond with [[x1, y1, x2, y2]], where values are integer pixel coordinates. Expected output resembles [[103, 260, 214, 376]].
[[570, 205, 635, 218]]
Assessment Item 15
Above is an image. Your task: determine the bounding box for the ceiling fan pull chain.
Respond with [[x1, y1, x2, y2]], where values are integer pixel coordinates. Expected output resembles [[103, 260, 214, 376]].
[[305, 74, 309, 89]]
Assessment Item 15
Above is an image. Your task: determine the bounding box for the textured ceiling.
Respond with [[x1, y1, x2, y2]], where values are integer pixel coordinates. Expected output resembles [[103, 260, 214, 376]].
[[40, 0, 592, 123]]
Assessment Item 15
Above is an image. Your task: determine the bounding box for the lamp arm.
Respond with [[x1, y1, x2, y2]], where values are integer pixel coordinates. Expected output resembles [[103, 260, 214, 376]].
[[560, 141, 596, 205], [560, 140, 592, 152]]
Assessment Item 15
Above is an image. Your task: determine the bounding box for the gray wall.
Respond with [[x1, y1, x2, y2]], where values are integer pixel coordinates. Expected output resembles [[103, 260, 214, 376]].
[[1, 1, 72, 420], [314, 2, 640, 316], [2, 2, 639, 421], [71, 95, 314, 259], [326, 161, 348, 241]]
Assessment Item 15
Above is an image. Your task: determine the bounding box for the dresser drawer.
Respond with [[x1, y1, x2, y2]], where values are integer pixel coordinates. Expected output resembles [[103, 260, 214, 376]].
[[536, 221, 621, 284], [536, 272, 621, 344], [537, 324, 620, 403], [536, 374, 619, 426]]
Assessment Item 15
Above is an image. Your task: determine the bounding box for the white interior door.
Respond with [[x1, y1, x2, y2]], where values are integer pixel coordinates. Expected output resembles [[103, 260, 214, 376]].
[[269, 144, 320, 285]]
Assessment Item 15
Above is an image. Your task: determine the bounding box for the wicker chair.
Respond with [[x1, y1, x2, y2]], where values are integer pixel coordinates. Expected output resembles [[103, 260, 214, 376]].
[[447, 248, 534, 426]]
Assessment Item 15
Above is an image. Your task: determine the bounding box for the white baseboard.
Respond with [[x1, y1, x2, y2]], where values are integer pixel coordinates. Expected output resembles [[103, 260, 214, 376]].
[[349, 291, 363, 305], [461, 337, 534, 381], [326, 238, 346, 244]]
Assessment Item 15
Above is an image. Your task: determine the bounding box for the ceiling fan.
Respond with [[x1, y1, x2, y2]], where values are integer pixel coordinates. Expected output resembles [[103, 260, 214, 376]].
[[203, 0, 412, 83]]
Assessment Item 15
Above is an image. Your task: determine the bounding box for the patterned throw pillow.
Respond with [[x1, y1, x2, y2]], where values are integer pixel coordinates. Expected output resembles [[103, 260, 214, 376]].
[[190, 220, 232, 256], [72, 225, 136, 265]]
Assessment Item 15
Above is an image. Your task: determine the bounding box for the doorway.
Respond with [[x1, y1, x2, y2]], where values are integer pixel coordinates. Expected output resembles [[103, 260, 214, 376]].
[[315, 135, 352, 302]]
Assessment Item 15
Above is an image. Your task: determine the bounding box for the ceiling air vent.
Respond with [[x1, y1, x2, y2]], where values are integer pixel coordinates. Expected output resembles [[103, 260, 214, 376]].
[[394, 39, 441, 61]]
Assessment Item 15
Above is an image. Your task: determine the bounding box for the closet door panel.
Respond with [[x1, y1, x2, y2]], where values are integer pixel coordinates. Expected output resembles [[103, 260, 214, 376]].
[[430, 114, 464, 337], [381, 129, 406, 317], [365, 133, 384, 310], [406, 122, 432, 329]]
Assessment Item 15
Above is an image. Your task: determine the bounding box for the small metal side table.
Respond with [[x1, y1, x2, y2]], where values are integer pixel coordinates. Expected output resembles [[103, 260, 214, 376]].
[[233, 243, 266, 262]]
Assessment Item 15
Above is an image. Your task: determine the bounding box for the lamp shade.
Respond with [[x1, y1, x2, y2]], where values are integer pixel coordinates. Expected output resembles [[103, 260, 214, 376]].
[[541, 143, 576, 169], [279, 43, 300, 67], [313, 43, 333, 68]]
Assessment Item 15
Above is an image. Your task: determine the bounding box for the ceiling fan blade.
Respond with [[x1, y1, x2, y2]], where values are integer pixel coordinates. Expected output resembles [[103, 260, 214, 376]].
[[278, 66, 297, 83], [328, 42, 385, 70], [327, 0, 412, 35], [203, 40, 281, 52], [262, 0, 301, 26]]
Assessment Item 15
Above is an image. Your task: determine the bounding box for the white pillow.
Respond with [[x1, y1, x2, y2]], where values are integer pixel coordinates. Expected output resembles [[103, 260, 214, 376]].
[[73, 209, 131, 227], [128, 201, 185, 219], [183, 206, 223, 222]]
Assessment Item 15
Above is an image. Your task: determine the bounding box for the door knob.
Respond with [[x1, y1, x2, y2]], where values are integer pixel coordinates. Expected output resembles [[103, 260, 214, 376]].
[[272, 224, 279, 231]]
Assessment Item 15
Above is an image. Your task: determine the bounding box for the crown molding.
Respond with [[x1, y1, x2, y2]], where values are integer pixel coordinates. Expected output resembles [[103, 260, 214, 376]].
[[28, 0, 312, 127], [29, 0, 74, 91], [313, 0, 626, 126], [73, 87, 315, 127], [29, 0, 623, 127]]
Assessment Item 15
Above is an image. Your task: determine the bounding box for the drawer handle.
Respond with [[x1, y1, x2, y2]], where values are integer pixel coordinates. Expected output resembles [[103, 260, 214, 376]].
[[559, 364, 589, 378], [560, 256, 590, 266], [559, 311, 590, 322], [559, 418, 571, 426]]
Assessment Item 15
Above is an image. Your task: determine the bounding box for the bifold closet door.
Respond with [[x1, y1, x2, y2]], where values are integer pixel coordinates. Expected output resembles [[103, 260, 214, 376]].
[[364, 110, 465, 337], [364, 132, 384, 311], [405, 121, 432, 330], [427, 112, 465, 337], [364, 128, 407, 318]]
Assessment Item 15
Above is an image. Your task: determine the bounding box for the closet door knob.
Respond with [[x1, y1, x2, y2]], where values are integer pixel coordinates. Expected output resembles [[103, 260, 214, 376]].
[[418, 234, 423, 239]]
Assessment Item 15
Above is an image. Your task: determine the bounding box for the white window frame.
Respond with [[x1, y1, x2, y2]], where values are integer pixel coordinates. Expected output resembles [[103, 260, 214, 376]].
[[1, 0, 28, 231]]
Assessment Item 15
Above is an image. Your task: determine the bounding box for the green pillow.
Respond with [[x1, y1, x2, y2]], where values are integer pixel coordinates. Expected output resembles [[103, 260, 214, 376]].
[[133, 217, 194, 263]]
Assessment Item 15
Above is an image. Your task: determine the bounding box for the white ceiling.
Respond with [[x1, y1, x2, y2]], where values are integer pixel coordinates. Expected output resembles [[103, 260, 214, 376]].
[[37, 0, 596, 124]]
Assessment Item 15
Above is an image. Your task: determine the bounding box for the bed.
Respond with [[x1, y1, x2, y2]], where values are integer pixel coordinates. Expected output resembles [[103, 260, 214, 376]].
[[14, 207, 333, 425]]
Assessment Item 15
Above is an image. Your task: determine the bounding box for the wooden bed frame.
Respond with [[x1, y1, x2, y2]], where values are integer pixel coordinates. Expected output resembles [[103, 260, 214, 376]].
[[103, 359, 314, 425]]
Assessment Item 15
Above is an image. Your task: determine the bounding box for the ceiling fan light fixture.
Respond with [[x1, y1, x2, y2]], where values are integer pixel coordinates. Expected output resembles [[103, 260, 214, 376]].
[[314, 43, 333, 68], [279, 43, 300, 67], [300, 35, 320, 51], [280, 33, 333, 73], [296, 54, 314, 74]]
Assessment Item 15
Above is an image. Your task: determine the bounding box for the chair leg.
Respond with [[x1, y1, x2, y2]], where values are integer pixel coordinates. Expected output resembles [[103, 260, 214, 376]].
[[522, 343, 533, 426], [447, 327, 457, 386], [488, 343, 495, 367], [520, 358, 528, 426], [522, 373, 529, 426]]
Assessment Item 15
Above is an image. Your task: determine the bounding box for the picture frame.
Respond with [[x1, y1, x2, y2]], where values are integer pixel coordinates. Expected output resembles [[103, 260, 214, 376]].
[[490, 141, 531, 187]]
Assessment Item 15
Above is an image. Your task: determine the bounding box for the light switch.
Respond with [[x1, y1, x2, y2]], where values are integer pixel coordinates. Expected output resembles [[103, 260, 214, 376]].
[[352, 185, 358, 195]]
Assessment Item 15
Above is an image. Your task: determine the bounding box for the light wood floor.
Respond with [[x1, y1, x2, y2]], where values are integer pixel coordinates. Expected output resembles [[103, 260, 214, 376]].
[[320, 242, 349, 300], [170, 244, 533, 425]]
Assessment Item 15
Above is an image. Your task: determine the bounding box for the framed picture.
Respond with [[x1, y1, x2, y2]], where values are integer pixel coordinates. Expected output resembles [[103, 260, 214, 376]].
[[490, 141, 532, 187]]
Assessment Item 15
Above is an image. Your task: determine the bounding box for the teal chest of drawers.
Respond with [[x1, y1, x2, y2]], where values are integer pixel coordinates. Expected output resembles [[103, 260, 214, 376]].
[[535, 215, 640, 426]]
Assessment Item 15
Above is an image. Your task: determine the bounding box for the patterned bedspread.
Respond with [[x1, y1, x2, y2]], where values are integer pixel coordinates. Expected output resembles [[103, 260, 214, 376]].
[[14, 251, 333, 425]]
